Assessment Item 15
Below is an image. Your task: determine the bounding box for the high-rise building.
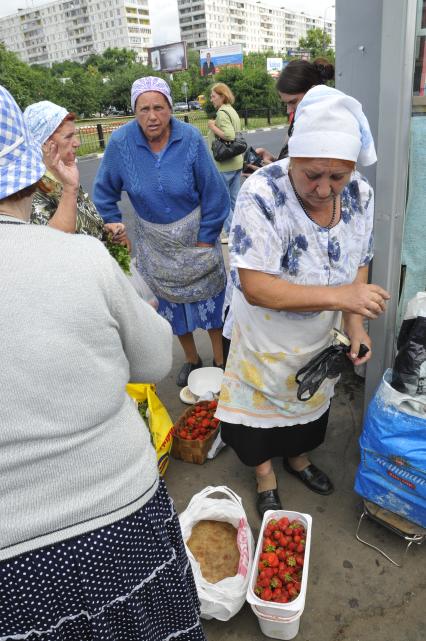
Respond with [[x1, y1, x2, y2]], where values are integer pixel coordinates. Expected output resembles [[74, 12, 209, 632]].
[[177, 0, 335, 53], [0, 0, 151, 66]]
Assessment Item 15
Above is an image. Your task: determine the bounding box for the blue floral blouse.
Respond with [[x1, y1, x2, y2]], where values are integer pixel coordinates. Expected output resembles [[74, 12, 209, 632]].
[[216, 158, 375, 428]]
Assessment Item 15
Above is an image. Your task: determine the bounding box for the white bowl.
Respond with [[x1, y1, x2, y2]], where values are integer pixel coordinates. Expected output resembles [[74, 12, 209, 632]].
[[188, 366, 224, 397], [179, 386, 198, 405]]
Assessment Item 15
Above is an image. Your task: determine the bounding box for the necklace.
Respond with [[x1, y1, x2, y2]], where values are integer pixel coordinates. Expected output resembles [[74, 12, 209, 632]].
[[289, 173, 337, 230]]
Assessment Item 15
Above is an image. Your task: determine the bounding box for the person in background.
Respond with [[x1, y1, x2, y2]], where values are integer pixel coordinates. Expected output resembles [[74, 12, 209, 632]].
[[216, 86, 390, 517], [245, 59, 335, 174], [0, 84, 206, 641], [23, 100, 128, 245], [208, 82, 244, 244], [202, 52, 216, 76], [94, 76, 230, 386]]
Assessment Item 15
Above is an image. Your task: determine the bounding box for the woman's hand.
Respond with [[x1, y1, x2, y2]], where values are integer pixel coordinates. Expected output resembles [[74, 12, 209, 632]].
[[104, 222, 128, 246], [242, 163, 261, 176], [343, 314, 372, 365], [337, 282, 390, 319], [42, 140, 79, 192], [255, 147, 276, 165], [208, 120, 226, 139]]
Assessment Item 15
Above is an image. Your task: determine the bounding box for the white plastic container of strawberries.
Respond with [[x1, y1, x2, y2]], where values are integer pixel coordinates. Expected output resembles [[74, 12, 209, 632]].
[[246, 509, 313, 640]]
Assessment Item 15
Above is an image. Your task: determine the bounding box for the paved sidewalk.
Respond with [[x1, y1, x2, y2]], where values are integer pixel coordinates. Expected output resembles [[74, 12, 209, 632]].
[[158, 333, 425, 641]]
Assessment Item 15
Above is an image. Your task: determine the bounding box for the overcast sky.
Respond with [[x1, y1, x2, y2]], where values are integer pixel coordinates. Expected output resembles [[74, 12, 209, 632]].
[[0, 0, 335, 44]]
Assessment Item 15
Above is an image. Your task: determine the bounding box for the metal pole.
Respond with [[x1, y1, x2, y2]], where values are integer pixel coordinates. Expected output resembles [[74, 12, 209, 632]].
[[182, 81, 188, 109]]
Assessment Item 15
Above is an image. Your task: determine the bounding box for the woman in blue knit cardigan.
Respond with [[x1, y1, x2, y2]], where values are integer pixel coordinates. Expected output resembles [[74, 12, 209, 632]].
[[94, 77, 230, 387]]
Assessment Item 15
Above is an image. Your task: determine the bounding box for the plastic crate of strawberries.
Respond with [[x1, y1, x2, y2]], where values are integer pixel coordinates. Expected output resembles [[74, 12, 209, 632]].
[[254, 514, 307, 604], [171, 400, 220, 464]]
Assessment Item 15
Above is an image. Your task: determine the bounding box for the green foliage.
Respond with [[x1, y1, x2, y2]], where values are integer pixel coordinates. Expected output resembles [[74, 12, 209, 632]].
[[0, 44, 63, 108], [298, 28, 334, 62], [83, 47, 137, 73], [203, 64, 282, 114], [59, 68, 105, 116], [0, 42, 294, 116]]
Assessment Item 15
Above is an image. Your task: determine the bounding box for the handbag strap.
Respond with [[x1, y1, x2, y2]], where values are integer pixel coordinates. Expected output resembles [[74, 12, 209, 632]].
[[218, 106, 240, 134]]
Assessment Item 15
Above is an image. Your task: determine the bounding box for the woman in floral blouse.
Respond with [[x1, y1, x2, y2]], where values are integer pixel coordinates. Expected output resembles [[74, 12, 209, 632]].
[[23, 101, 127, 244], [215, 86, 390, 517]]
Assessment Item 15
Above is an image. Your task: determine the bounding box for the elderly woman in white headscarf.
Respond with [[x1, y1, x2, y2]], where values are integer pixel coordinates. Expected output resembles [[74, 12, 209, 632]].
[[215, 85, 391, 517], [93, 76, 230, 386], [23, 100, 127, 243]]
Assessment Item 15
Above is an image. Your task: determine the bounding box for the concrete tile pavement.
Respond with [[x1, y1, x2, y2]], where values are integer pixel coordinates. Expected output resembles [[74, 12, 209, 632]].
[[157, 335, 425, 641]]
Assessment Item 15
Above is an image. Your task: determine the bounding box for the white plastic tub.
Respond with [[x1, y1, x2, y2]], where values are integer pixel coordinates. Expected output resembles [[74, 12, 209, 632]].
[[246, 509, 312, 626], [251, 604, 304, 640]]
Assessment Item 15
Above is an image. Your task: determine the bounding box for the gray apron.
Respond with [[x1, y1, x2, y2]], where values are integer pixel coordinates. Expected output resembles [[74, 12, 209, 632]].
[[135, 207, 226, 304]]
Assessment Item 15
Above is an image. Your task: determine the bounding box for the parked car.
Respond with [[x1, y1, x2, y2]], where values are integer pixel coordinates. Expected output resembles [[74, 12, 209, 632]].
[[104, 106, 126, 116], [174, 102, 189, 112], [188, 101, 203, 111]]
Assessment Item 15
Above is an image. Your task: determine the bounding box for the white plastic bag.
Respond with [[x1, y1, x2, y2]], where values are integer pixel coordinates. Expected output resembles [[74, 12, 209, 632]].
[[179, 485, 254, 621], [127, 258, 158, 308]]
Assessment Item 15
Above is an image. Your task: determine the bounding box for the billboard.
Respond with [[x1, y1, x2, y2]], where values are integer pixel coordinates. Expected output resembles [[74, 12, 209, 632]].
[[287, 49, 311, 61], [199, 44, 243, 77], [148, 41, 187, 73], [266, 57, 284, 78]]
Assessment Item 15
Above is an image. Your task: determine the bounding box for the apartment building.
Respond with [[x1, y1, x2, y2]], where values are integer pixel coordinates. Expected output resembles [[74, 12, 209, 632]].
[[0, 0, 151, 66], [178, 0, 335, 53]]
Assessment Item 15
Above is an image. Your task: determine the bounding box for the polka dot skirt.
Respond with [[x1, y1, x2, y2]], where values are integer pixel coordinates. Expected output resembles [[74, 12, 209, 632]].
[[0, 479, 206, 641]]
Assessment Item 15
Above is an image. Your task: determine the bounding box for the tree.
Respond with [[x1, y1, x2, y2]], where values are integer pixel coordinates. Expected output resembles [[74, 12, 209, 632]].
[[59, 68, 104, 116], [84, 47, 137, 74], [0, 44, 63, 108], [298, 27, 334, 62], [203, 65, 282, 115], [103, 64, 153, 113]]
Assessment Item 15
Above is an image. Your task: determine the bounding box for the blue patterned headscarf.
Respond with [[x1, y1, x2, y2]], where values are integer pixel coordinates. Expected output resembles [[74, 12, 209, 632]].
[[23, 101, 69, 146], [289, 85, 377, 166], [0, 85, 45, 201], [131, 76, 173, 112]]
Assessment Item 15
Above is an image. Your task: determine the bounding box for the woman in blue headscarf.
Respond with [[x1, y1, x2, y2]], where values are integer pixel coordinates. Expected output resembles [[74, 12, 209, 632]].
[[94, 76, 230, 387]]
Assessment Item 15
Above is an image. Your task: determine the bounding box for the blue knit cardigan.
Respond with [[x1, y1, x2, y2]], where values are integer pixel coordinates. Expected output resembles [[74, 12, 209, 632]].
[[93, 118, 230, 244]]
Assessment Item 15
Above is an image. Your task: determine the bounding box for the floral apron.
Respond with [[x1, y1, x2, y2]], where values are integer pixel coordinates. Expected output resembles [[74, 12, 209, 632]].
[[134, 207, 226, 304]]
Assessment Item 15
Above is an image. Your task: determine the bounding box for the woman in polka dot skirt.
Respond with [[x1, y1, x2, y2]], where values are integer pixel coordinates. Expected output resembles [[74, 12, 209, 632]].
[[0, 85, 206, 641]]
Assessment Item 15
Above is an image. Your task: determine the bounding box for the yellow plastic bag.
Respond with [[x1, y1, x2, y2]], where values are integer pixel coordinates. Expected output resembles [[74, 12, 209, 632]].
[[126, 383, 173, 476]]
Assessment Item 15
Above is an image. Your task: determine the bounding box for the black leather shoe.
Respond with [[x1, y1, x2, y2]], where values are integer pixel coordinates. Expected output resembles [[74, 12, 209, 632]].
[[283, 460, 334, 495], [256, 489, 282, 518], [176, 358, 202, 387]]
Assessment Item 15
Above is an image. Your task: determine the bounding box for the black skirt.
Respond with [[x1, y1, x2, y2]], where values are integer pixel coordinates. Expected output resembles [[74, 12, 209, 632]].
[[220, 407, 330, 466]]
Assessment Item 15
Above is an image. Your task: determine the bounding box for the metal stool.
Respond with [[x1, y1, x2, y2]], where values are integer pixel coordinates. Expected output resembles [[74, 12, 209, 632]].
[[356, 500, 426, 567]]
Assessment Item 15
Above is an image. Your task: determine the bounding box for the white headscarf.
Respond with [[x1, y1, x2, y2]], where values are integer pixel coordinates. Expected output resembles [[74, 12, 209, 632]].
[[23, 101, 69, 146], [288, 85, 377, 166], [131, 76, 173, 112]]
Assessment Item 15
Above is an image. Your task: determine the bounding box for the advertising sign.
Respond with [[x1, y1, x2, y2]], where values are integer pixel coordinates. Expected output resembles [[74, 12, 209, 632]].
[[266, 57, 284, 78], [148, 41, 187, 73], [287, 49, 311, 61], [199, 44, 243, 77]]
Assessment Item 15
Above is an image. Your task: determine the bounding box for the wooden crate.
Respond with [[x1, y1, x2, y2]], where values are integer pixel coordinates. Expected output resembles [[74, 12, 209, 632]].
[[171, 400, 219, 465]]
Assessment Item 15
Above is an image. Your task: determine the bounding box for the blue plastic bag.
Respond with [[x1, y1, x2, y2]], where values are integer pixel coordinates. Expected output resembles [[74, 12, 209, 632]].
[[354, 370, 426, 528]]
